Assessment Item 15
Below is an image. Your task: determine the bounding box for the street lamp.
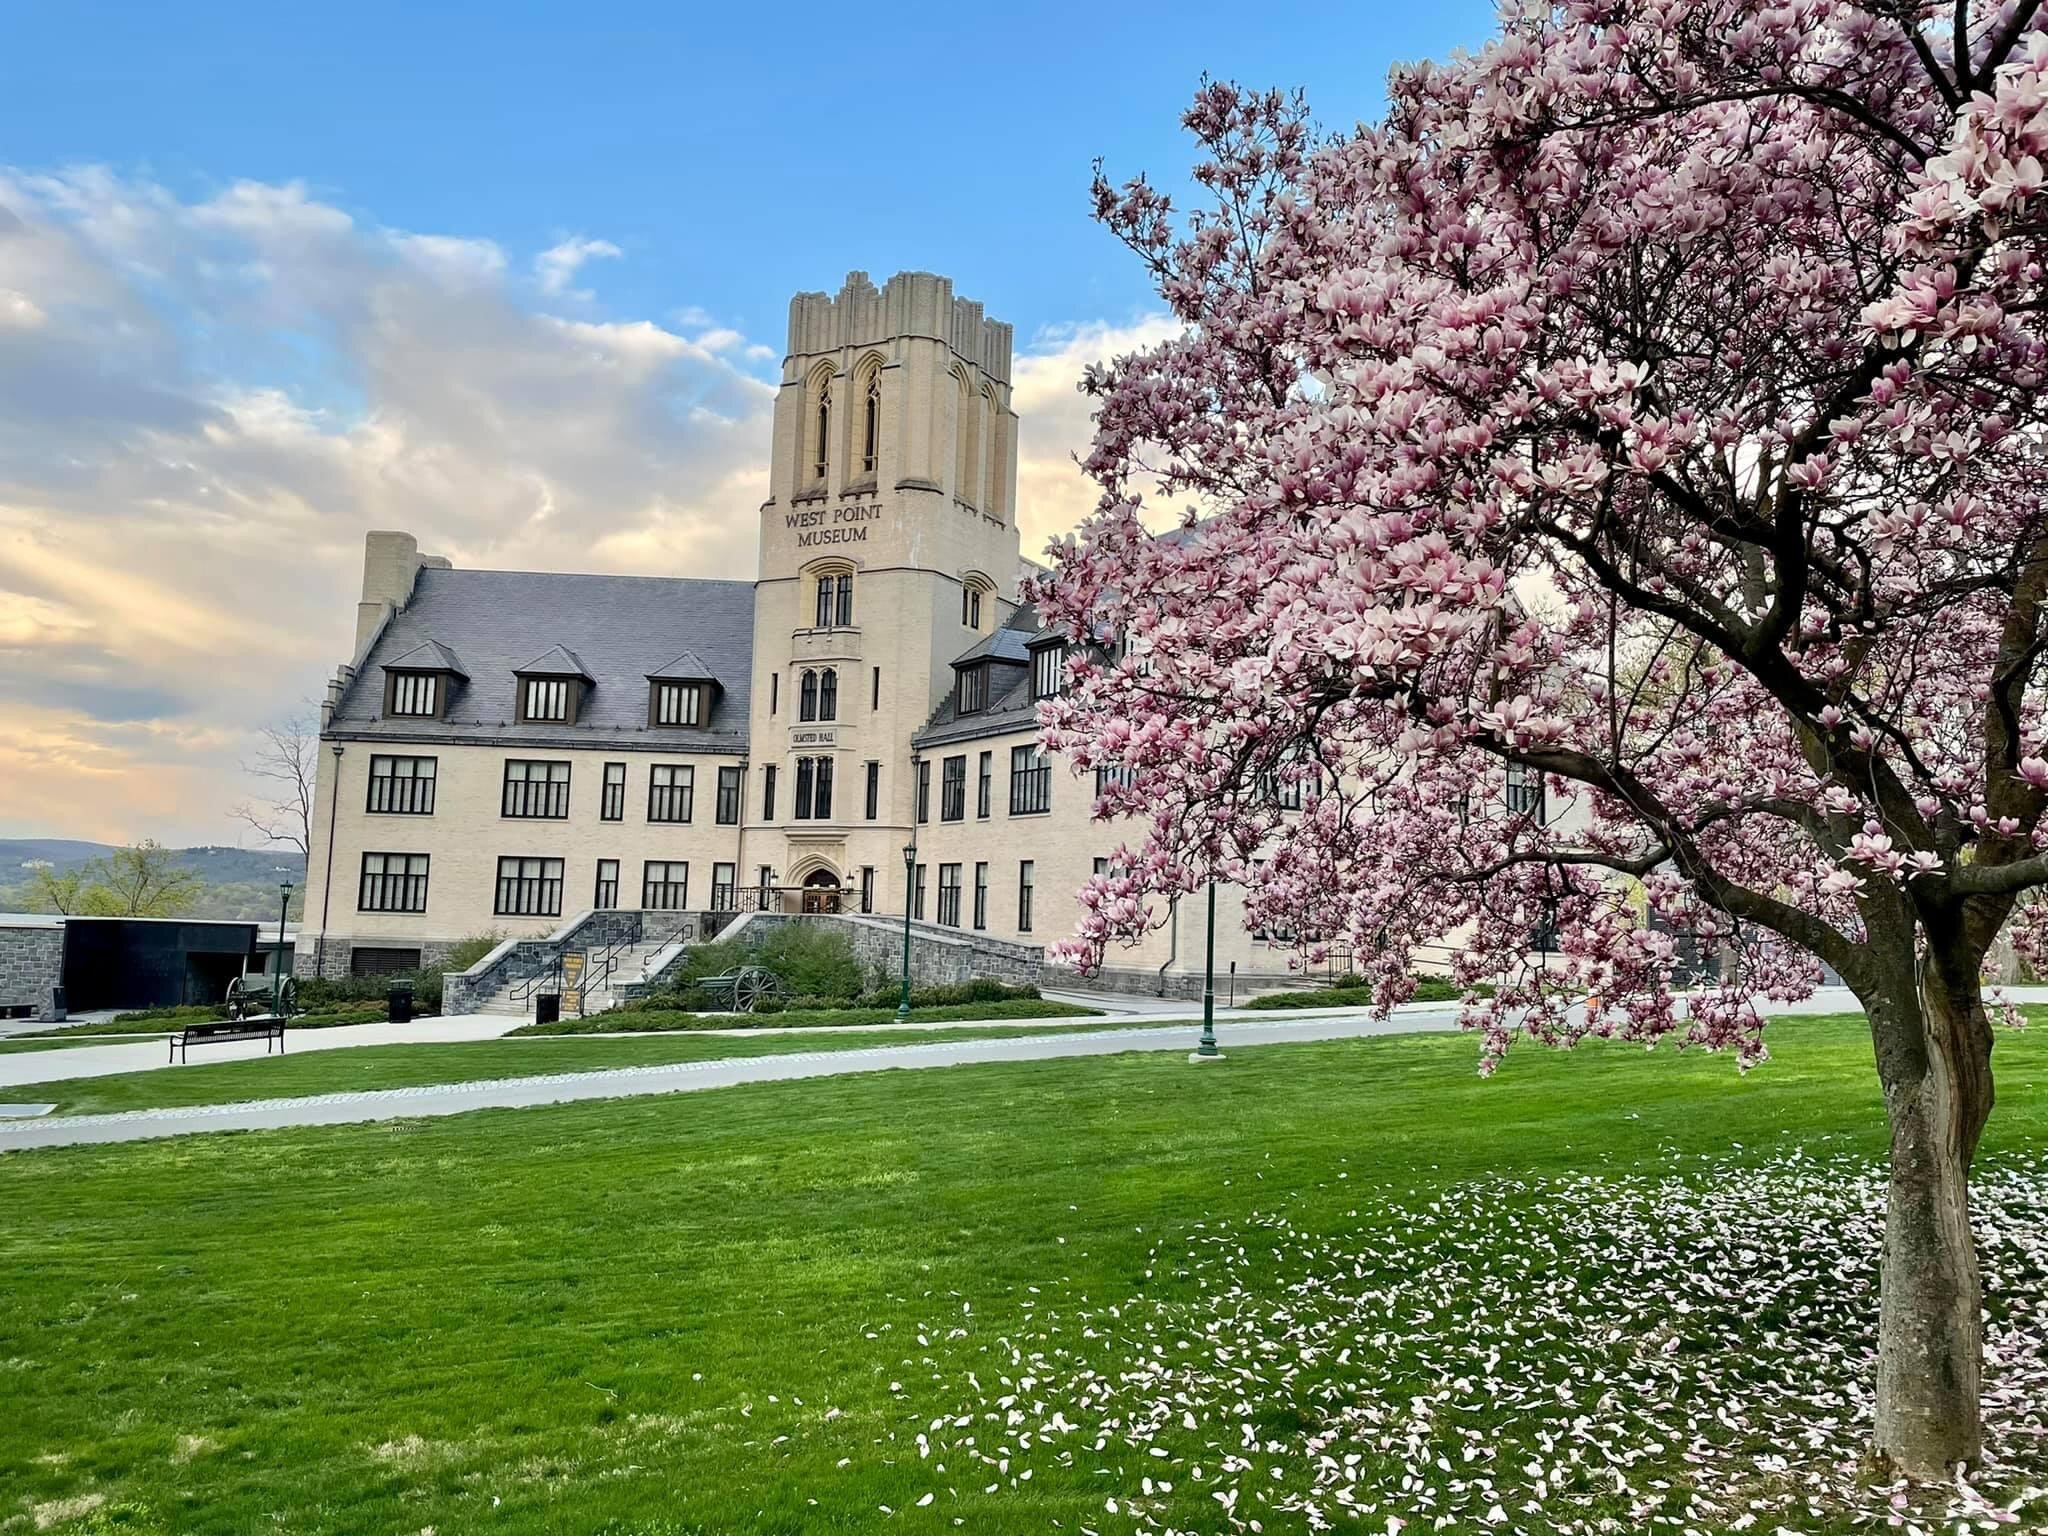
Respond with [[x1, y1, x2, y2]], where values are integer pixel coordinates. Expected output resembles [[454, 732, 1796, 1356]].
[[1190, 881, 1224, 1063], [897, 841, 917, 1023], [275, 879, 294, 1013]]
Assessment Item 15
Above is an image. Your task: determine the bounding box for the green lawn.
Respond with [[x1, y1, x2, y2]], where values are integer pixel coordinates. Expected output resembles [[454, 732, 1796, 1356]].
[[10, 1019, 1170, 1117], [2, 1015, 2044, 1535]]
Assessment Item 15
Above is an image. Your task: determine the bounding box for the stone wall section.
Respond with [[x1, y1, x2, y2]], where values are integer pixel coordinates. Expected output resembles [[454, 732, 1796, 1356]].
[[0, 923, 66, 1019]]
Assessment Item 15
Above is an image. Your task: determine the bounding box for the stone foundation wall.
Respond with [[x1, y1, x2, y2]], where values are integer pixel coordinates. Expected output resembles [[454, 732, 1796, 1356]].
[[0, 924, 65, 1019], [707, 912, 1042, 991], [294, 934, 464, 984], [1045, 961, 1306, 1003]]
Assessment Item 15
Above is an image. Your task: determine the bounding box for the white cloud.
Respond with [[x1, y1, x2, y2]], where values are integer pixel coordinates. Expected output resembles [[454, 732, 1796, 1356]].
[[1010, 314, 1184, 557], [535, 234, 621, 296]]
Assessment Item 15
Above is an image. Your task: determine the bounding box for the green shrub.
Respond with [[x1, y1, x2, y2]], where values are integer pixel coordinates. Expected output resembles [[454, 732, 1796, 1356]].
[[443, 929, 508, 974], [298, 971, 443, 1014], [1242, 976, 1487, 1010], [853, 978, 1039, 1010], [513, 997, 1098, 1036]]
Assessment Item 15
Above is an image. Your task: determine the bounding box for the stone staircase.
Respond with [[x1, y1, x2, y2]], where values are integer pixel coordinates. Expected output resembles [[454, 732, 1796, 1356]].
[[469, 935, 682, 1019]]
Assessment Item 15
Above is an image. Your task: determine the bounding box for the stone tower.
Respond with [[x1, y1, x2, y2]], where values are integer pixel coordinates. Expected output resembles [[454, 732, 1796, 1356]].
[[743, 271, 1023, 910]]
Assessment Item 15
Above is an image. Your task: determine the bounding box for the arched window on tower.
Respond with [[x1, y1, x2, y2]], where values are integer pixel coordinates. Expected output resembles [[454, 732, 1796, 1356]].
[[980, 386, 999, 515], [835, 573, 854, 626], [799, 669, 819, 722], [861, 374, 880, 476], [954, 368, 979, 509], [814, 388, 831, 483], [818, 667, 838, 721]]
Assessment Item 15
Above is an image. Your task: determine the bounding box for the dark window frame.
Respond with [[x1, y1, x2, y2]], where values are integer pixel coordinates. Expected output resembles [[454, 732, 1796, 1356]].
[[494, 855, 564, 918], [594, 859, 620, 910], [1009, 745, 1051, 816], [385, 670, 443, 719], [601, 761, 627, 821], [715, 765, 743, 825], [940, 755, 966, 821], [358, 852, 430, 913], [972, 862, 988, 930], [648, 763, 695, 823], [711, 862, 737, 910], [977, 752, 992, 819], [502, 759, 571, 820], [1018, 860, 1035, 932], [956, 664, 987, 714], [650, 680, 703, 728], [937, 863, 962, 927], [1032, 641, 1066, 700], [763, 764, 777, 821], [642, 860, 691, 910], [915, 759, 931, 824], [366, 754, 437, 815], [864, 760, 880, 820]]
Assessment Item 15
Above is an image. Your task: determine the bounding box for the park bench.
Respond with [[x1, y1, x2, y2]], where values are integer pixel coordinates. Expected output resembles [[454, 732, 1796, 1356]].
[[169, 1015, 287, 1064], [698, 965, 787, 1014]]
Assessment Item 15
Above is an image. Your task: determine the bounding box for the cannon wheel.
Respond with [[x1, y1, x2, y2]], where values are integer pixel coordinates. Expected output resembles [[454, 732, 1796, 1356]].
[[734, 966, 785, 1013], [275, 976, 298, 1019], [225, 974, 252, 1022]]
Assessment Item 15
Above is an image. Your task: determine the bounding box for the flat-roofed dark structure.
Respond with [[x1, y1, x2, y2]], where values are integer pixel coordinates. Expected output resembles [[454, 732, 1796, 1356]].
[[57, 919, 291, 1013]]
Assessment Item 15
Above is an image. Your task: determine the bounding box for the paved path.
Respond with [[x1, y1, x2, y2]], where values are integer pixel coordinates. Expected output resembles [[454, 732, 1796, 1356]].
[[0, 1012, 1458, 1151]]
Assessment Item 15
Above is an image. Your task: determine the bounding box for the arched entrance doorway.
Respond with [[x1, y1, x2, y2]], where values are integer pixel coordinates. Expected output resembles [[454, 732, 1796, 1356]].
[[800, 868, 843, 914]]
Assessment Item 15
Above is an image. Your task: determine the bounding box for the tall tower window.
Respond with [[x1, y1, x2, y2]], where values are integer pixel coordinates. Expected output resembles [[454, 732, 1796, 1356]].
[[818, 667, 838, 721], [862, 374, 880, 474], [814, 388, 831, 482], [799, 669, 819, 722], [835, 573, 853, 625], [953, 367, 979, 508]]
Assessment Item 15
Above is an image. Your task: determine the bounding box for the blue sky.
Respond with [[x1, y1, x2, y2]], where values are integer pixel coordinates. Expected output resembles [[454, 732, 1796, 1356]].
[[0, 1, 1498, 844], [3, 1, 1496, 348]]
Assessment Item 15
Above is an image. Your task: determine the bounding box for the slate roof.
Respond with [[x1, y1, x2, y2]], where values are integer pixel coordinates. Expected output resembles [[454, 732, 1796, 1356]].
[[912, 604, 1053, 750], [383, 639, 468, 677], [514, 644, 594, 680], [329, 567, 755, 753], [647, 649, 719, 683]]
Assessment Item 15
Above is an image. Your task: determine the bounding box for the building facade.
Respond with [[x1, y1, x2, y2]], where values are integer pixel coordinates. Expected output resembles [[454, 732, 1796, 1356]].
[[301, 271, 1299, 995]]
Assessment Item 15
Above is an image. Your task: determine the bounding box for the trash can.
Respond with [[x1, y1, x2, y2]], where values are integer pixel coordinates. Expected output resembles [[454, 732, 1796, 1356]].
[[535, 993, 562, 1026], [48, 984, 66, 1023], [387, 982, 415, 1024]]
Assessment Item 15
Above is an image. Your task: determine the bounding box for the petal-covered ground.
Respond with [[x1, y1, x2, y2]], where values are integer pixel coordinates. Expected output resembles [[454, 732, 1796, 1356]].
[[884, 1149, 2048, 1534]]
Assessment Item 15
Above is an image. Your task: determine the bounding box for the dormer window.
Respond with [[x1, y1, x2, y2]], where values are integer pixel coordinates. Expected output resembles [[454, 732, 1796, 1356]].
[[389, 672, 440, 717], [523, 677, 570, 722], [653, 681, 702, 727], [380, 640, 465, 721], [1032, 641, 1066, 700], [957, 664, 988, 714], [646, 651, 720, 729]]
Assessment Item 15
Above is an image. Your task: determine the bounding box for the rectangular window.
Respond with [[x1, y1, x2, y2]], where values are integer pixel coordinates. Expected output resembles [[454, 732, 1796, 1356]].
[[972, 862, 988, 930], [860, 866, 875, 914], [653, 681, 702, 727], [716, 765, 742, 825], [601, 761, 626, 821], [502, 759, 571, 819], [815, 578, 834, 628], [1018, 860, 1035, 932], [792, 756, 833, 820], [642, 860, 690, 910], [757, 865, 774, 902], [1506, 763, 1547, 823], [836, 573, 854, 626], [648, 764, 694, 823], [770, 672, 779, 716], [366, 754, 436, 815], [762, 764, 777, 821], [358, 852, 429, 913], [871, 666, 880, 710], [957, 665, 987, 714], [1033, 642, 1066, 700], [594, 859, 619, 910], [940, 755, 966, 821], [937, 863, 962, 927], [495, 856, 563, 917], [523, 676, 571, 722], [1009, 745, 1051, 815], [864, 761, 880, 820], [1094, 763, 1137, 798], [1094, 857, 1110, 877], [977, 751, 992, 818], [913, 862, 927, 921], [388, 672, 439, 717], [916, 759, 931, 823], [711, 862, 737, 910]]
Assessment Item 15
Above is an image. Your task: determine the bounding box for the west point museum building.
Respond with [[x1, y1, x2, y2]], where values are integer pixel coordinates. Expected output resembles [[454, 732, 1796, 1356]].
[[300, 271, 1291, 996]]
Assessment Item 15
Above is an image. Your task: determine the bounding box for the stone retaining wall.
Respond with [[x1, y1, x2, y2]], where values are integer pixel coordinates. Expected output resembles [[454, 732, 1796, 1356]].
[[0, 923, 65, 1019]]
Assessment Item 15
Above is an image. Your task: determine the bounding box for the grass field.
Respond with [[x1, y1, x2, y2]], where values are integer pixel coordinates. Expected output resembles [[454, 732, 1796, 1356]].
[[3, 1015, 2044, 1535], [513, 997, 1098, 1035], [8, 1019, 1170, 1117]]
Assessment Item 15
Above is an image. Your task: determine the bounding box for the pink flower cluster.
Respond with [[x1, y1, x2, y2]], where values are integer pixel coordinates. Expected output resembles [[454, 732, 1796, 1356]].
[[1039, 4, 2048, 1065]]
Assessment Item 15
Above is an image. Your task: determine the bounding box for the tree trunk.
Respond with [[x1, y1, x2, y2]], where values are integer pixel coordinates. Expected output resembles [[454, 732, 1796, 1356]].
[[1870, 969, 1996, 1479]]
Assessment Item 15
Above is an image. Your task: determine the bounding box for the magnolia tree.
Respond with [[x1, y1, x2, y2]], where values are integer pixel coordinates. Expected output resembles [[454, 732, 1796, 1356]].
[[1037, 1, 2048, 1481]]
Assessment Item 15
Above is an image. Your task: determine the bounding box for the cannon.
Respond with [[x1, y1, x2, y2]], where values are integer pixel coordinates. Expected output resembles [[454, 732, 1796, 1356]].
[[224, 969, 298, 1022], [698, 965, 787, 1014]]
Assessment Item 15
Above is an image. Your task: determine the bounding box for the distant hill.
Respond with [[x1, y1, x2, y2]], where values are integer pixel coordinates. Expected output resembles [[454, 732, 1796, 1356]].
[[0, 840, 308, 920]]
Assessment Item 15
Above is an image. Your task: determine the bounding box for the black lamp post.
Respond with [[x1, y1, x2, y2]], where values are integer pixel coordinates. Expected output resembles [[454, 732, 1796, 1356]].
[[897, 841, 917, 1023], [275, 880, 294, 1009], [1190, 880, 1224, 1062]]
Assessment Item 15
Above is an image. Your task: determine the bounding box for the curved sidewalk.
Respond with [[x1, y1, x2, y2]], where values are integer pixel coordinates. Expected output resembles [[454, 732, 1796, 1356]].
[[0, 1012, 1455, 1152]]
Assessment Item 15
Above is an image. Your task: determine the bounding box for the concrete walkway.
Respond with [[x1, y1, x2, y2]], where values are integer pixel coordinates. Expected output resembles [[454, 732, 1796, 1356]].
[[0, 1011, 1460, 1151]]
